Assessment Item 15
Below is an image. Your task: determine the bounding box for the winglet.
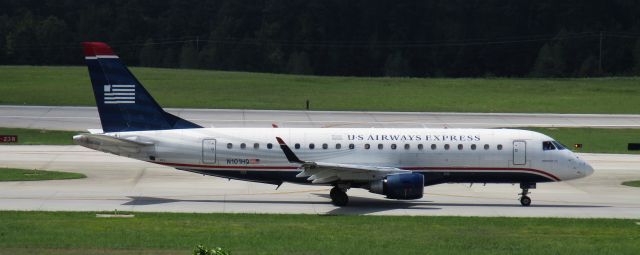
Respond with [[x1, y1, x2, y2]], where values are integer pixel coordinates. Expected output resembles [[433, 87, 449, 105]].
[[276, 137, 304, 163]]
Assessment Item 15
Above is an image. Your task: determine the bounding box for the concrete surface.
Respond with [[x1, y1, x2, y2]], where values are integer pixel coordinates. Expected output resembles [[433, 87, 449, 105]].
[[0, 145, 638, 218], [3, 105, 640, 130]]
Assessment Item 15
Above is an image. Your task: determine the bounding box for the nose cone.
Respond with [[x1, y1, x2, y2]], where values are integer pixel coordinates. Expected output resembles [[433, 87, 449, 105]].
[[582, 161, 595, 177]]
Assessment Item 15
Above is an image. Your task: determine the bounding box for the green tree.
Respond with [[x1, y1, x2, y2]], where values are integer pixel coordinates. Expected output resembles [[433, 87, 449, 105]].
[[530, 43, 566, 77], [162, 48, 177, 68], [179, 42, 198, 69], [139, 39, 160, 67], [35, 16, 72, 64], [577, 55, 599, 77], [384, 51, 410, 77], [286, 51, 313, 74], [632, 39, 640, 75], [0, 15, 8, 64], [5, 12, 38, 64]]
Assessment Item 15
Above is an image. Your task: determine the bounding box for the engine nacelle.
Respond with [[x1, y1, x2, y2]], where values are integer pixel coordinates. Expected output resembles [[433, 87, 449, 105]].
[[368, 173, 424, 200]]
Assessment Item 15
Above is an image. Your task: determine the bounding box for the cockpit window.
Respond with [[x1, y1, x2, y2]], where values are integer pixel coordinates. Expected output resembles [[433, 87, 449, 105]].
[[551, 141, 566, 150], [542, 141, 556, 151]]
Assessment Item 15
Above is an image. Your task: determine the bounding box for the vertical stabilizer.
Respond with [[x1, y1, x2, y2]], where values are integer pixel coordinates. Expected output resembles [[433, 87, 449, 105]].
[[82, 42, 201, 132]]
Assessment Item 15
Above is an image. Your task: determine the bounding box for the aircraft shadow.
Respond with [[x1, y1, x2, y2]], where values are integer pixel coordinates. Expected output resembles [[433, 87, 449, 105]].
[[123, 195, 609, 215], [123, 196, 330, 206]]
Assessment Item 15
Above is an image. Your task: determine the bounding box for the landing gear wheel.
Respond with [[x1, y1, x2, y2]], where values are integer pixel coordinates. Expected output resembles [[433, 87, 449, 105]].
[[329, 186, 339, 201], [330, 187, 349, 206], [518, 183, 535, 207]]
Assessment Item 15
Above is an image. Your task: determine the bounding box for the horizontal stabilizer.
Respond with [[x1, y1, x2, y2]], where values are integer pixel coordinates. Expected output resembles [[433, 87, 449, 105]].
[[73, 133, 153, 147]]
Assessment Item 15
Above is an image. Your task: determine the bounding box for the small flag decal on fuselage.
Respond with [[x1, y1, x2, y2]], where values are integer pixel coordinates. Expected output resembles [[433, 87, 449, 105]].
[[104, 84, 135, 104]]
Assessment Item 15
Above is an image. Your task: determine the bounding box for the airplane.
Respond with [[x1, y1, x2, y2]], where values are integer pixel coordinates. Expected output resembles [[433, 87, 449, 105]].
[[73, 42, 594, 207]]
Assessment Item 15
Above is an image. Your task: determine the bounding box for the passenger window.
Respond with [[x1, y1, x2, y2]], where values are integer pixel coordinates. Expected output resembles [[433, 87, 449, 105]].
[[391, 144, 397, 150], [309, 143, 315, 149], [349, 144, 355, 149], [267, 143, 273, 149], [336, 144, 342, 149], [431, 144, 436, 150], [322, 143, 328, 149], [365, 144, 370, 150], [543, 141, 556, 151], [254, 143, 259, 149], [240, 143, 246, 149], [227, 143, 233, 149], [404, 144, 410, 150], [484, 144, 489, 150], [458, 144, 463, 150], [418, 144, 424, 150], [295, 143, 300, 149], [444, 144, 450, 150], [497, 144, 503, 150], [471, 144, 476, 150], [378, 144, 383, 150]]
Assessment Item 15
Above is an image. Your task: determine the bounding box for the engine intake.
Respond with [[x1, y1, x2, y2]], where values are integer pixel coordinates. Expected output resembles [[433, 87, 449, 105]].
[[368, 173, 424, 200]]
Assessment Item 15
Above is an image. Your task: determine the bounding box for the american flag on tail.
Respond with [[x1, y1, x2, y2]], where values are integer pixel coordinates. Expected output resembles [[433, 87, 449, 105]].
[[104, 84, 135, 104]]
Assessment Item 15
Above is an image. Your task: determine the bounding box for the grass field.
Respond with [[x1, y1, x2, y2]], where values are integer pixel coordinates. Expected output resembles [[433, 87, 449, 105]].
[[0, 128, 75, 145], [0, 211, 636, 255], [2, 66, 640, 113], [0, 168, 85, 181], [526, 127, 640, 154], [622, 180, 640, 187]]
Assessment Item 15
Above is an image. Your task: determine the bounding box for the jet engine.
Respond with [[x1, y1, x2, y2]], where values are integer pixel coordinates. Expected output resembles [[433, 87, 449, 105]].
[[368, 173, 424, 200]]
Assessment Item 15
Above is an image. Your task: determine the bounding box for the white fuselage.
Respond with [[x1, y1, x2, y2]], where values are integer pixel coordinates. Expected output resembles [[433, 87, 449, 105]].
[[78, 128, 594, 186]]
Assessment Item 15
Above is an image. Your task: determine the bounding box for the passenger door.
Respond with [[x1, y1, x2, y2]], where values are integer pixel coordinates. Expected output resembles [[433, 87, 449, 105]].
[[202, 139, 217, 164], [513, 141, 526, 165]]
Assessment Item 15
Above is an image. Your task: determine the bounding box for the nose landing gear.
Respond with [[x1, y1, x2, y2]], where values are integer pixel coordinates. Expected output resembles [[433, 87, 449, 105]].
[[519, 183, 536, 206]]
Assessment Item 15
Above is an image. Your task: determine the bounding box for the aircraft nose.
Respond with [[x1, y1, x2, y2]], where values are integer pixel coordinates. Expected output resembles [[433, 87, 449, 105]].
[[582, 161, 594, 177]]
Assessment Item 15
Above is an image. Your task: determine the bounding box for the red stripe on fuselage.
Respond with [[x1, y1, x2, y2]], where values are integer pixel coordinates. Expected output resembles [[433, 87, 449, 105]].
[[153, 162, 561, 181]]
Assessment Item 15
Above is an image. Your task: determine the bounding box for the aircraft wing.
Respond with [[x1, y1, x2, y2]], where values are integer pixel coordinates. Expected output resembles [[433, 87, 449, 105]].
[[276, 137, 409, 184]]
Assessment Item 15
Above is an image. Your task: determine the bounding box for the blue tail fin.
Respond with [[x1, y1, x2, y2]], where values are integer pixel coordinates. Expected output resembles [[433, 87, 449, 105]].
[[82, 42, 202, 132]]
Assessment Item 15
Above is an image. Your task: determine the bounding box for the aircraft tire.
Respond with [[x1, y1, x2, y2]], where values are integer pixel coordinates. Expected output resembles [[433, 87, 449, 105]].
[[329, 186, 339, 201], [331, 188, 349, 206], [520, 196, 531, 206]]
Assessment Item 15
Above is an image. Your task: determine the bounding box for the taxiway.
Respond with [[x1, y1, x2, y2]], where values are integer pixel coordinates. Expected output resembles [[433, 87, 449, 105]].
[[2, 105, 640, 130], [0, 145, 638, 218]]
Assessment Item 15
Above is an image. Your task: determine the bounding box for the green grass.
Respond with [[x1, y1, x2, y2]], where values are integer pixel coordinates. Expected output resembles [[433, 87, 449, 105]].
[[2, 66, 640, 113], [622, 180, 640, 187], [0, 128, 75, 145], [0, 168, 85, 181], [527, 127, 640, 154], [0, 211, 636, 255]]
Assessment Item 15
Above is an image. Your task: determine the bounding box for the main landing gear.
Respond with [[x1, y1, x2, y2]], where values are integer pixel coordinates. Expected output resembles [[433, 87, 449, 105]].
[[519, 183, 536, 206], [330, 186, 349, 206]]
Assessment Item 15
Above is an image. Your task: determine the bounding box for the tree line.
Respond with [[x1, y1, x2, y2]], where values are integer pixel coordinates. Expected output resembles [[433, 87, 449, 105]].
[[2, 0, 640, 77]]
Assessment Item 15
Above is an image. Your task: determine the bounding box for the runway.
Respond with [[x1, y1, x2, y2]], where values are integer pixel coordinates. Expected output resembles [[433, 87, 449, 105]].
[[1, 145, 638, 218], [3, 105, 640, 130]]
